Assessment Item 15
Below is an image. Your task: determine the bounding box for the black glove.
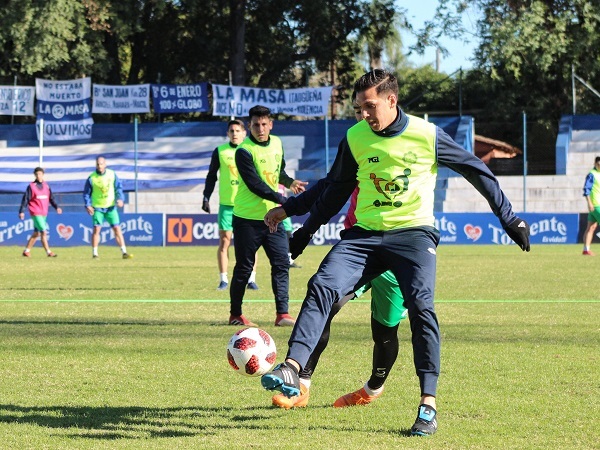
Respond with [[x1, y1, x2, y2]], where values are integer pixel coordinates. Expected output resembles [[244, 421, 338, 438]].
[[201, 196, 210, 213], [503, 217, 530, 252], [289, 227, 312, 260]]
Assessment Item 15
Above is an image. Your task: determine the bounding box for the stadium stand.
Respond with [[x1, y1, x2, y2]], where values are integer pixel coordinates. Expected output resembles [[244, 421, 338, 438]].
[[1, 115, 599, 214]]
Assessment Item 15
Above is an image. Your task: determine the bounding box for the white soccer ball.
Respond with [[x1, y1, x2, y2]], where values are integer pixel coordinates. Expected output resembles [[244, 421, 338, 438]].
[[227, 327, 277, 377]]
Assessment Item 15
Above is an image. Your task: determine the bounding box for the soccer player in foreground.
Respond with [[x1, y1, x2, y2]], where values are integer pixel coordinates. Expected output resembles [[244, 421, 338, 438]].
[[268, 94, 408, 410], [261, 69, 530, 436], [19, 167, 62, 257]]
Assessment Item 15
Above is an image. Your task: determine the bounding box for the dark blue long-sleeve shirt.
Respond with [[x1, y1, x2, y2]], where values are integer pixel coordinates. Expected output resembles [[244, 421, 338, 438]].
[[283, 108, 517, 234], [202, 147, 222, 200]]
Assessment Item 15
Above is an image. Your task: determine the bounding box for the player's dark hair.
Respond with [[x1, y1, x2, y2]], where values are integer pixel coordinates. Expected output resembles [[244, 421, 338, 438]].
[[353, 69, 398, 96], [595, 156, 600, 164], [228, 119, 245, 130], [248, 105, 271, 120], [33, 167, 44, 174]]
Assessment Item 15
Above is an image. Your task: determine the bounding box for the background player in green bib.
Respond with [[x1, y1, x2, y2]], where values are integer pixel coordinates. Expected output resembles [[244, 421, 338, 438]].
[[582, 156, 600, 255], [19, 167, 62, 258], [228, 105, 307, 327], [83, 156, 132, 259], [203, 120, 259, 290]]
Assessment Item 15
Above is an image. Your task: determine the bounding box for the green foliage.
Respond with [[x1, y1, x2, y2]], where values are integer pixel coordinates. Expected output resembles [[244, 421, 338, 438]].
[[0, 0, 400, 93], [0, 245, 597, 448], [352, 0, 407, 72], [5, 0, 600, 149], [399, 65, 460, 114], [434, 0, 600, 123], [0, 0, 108, 80]]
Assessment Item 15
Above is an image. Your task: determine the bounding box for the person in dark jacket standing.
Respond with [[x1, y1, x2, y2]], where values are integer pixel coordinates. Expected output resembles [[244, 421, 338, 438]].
[[228, 105, 307, 327]]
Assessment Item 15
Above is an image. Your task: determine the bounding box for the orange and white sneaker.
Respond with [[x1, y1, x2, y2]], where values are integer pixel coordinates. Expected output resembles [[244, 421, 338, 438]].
[[275, 313, 295, 327], [228, 314, 257, 327], [333, 386, 382, 408], [272, 384, 310, 409]]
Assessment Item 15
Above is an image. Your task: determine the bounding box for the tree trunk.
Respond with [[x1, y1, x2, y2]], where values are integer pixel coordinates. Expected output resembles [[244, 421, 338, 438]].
[[229, 0, 246, 86], [369, 43, 383, 70]]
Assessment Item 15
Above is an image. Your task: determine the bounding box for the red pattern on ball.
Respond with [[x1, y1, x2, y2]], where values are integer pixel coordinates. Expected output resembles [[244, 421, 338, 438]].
[[258, 328, 271, 346], [245, 355, 260, 375], [227, 349, 239, 370], [265, 352, 276, 364], [233, 337, 257, 351]]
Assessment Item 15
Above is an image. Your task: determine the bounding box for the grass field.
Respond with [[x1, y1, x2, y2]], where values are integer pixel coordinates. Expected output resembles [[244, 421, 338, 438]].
[[0, 244, 597, 449]]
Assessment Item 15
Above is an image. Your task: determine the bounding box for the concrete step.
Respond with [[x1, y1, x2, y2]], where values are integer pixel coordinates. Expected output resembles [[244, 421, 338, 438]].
[[569, 141, 600, 152], [446, 174, 587, 189], [571, 130, 600, 142]]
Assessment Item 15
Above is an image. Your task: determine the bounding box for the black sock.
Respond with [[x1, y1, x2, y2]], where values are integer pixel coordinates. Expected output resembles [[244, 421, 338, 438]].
[[367, 318, 399, 390]]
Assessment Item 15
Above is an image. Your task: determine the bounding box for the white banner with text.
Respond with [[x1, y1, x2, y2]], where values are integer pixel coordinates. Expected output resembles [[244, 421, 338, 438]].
[[212, 85, 332, 117], [92, 84, 151, 113], [35, 77, 93, 141], [0, 86, 35, 116]]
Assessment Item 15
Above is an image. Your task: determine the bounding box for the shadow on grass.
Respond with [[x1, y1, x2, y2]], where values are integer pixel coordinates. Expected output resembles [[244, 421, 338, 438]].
[[0, 319, 224, 327], [0, 404, 275, 440], [0, 403, 414, 441]]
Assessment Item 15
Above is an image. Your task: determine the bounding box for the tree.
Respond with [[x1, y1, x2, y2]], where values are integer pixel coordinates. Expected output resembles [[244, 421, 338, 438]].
[[359, 0, 398, 70], [426, 0, 600, 122], [0, 0, 109, 81]]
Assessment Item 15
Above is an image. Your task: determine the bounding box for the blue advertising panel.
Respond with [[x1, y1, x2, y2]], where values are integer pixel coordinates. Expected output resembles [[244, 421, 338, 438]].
[[165, 214, 312, 246], [295, 213, 578, 246], [434, 213, 578, 245], [0, 213, 163, 246], [163, 213, 581, 247]]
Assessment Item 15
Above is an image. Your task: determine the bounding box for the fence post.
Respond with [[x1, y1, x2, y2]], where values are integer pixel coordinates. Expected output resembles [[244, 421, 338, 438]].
[[134, 116, 138, 214], [523, 111, 527, 212], [38, 118, 44, 166]]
